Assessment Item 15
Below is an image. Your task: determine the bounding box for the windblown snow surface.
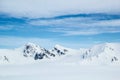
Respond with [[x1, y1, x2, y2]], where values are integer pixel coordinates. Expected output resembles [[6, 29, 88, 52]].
[[0, 43, 120, 80]]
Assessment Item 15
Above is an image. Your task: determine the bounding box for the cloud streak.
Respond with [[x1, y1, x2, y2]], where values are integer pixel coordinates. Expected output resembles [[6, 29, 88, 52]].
[[0, 25, 13, 30], [0, 0, 120, 18], [29, 14, 120, 35]]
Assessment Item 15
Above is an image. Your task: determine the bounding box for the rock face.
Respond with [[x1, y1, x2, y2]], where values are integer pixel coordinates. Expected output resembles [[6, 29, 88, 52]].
[[51, 44, 68, 56], [23, 43, 69, 60], [23, 43, 55, 60]]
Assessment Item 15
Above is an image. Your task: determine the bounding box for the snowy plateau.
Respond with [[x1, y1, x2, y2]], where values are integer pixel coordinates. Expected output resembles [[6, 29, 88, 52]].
[[0, 42, 120, 80]]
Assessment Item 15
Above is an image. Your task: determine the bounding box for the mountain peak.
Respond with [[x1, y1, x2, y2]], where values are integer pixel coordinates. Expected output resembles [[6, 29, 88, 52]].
[[25, 42, 40, 48], [55, 44, 64, 48]]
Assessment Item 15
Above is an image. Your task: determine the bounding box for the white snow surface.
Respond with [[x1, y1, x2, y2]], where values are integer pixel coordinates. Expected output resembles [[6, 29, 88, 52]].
[[0, 42, 120, 80], [0, 62, 120, 80]]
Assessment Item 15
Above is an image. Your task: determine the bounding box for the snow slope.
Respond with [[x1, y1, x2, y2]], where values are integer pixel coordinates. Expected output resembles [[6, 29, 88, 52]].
[[0, 63, 120, 80], [80, 43, 120, 65]]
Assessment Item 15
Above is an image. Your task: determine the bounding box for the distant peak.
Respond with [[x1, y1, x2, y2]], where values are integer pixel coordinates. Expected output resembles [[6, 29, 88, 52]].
[[24, 42, 42, 50], [103, 42, 120, 47], [104, 42, 112, 45], [55, 44, 61, 47], [26, 42, 36, 45], [54, 44, 65, 48]]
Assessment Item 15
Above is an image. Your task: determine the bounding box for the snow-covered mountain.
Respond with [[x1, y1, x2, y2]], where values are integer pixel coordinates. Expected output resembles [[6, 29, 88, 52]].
[[0, 42, 120, 65], [79, 43, 120, 65], [23, 43, 55, 60]]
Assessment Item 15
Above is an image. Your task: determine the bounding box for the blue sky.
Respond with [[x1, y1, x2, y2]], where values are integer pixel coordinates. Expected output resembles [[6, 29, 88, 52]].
[[0, 0, 120, 49]]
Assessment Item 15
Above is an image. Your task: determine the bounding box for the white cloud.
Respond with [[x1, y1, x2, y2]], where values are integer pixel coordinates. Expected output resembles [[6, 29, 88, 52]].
[[0, 0, 120, 18], [30, 17, 120, 35], [30, 17, 120, 27], [30, 17, 90, 27], [88, 19, 120, 27], [0, 26, 13, 30]]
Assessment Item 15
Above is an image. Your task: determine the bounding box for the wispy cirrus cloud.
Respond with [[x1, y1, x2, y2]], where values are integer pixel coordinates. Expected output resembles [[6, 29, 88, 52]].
[[0, 25, 13, 30], [29, 14, 120, 35], [0, 0, 120, 36], [1, 13, 120, 36]]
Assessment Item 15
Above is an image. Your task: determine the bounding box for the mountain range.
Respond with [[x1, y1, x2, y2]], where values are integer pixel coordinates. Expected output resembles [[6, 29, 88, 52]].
[[0, 42, 120, 65]]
